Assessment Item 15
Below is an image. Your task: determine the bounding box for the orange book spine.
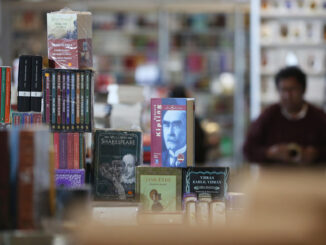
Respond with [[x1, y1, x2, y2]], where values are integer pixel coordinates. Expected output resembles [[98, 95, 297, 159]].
[[4, 68, 11, 124]]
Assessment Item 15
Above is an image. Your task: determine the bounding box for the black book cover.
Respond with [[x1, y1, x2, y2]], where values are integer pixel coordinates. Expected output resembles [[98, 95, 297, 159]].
[[18, 55, 32, 112], [94, 130, 142, 201], [31, 56, 43, 112], [182, 167, 229, 198]]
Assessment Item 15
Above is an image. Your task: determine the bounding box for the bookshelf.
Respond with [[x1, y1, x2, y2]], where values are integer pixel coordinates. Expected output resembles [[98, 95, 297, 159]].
[[250, 0, 326, 119]]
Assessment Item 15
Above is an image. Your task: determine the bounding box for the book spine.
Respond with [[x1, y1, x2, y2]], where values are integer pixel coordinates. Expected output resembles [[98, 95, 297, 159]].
[[53, 133, 60, 169], [32, 113, 42, 125], [12, 112, 19, 126], [76, 72, 80, 130], [186, 99, 194, 167], [66, 72, 70, 130], [1, 67, 6, 122], [85, 71, 90, 131], [73, 133, 79, 169], [23, 113, 32, 127], [79, 133, 84, 169], [30, 56, 42, 112], [4, 67, 11, 124], [67, 133, 74, 169], [17, 131, 35, 229], [71, 72, 76, 131], [17, 56, 32, 112], [44, 72, 51, 123], [150, 98, 163, 167], [61, 72, 66, 130], [57, 72, 61, 130], [0, 131, 10, 229], [51, 71, 56, 130], [80, 71, 84, 130]]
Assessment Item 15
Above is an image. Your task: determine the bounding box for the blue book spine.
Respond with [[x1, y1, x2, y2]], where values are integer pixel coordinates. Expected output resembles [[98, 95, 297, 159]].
[[71, 72, 75, 129]]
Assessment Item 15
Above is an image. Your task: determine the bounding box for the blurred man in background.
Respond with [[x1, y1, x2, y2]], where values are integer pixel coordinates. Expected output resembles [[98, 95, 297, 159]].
[[243, 66, 326, 166]]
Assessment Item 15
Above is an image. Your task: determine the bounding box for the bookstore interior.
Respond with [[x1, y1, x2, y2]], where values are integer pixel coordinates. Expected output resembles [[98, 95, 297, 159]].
[[1, 0, 326, 244]]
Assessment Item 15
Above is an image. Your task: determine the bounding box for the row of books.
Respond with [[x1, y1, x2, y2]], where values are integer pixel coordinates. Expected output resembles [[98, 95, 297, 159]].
[[53, 132, 85, 169], [42, 69, 94, 132], [0, 67, 11, 124], [12, 112, 42, 126], [17, 56, 42, 112], [0, 128, 53, 230]]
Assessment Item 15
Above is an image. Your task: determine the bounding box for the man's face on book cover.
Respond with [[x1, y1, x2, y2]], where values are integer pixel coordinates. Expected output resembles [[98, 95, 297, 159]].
[[162, 110, 186, 152]]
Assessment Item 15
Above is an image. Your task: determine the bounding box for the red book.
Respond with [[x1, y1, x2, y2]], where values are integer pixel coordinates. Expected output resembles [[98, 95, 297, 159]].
[[67, 133, 74, 169], [53, 133, 60, 169], [4, 67, 11, 123], [73, 133, 79, 169], [17, 131, 35, 229]]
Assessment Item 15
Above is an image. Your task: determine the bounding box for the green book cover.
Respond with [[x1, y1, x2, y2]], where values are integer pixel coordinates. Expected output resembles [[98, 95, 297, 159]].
[[0, 68, 6, 123], [136, 167, 182, 212]]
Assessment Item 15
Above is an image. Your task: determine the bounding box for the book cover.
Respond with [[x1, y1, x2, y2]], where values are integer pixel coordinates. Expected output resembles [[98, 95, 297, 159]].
[[12, 112, 22, 126], [182, 167, 229, 198], [136, 167, 182, 212], [76, 72, 80, 130], [4, 67, 11, 123], [0, 67, 6, 122], [22, 113, 32, 127], [66, 72, 70, 130], [56, 72, 61, 130], [61, 72, 66, 130], [151, 98, 194, 168], [17, 56, 32, 112], [80, 72, 85, 130], [31, 56, 42, 112], [73, 133, 79, 169], [55, 169, 85, 188], [71, 72, 76, 130], [51, 71, 56, 130], [94, 130, 142, 201]]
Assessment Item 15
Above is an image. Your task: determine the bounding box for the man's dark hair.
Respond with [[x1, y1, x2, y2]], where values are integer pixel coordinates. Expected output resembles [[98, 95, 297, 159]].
[[275, 66, 306, 92]]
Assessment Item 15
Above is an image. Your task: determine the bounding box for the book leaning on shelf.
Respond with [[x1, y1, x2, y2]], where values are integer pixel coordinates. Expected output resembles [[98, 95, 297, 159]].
[[93, 129, 142, 201], [151, 98, 194, 168]]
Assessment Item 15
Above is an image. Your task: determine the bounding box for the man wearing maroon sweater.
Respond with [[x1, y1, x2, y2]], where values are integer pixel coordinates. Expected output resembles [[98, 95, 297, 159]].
[[243, 66, 326, 165]]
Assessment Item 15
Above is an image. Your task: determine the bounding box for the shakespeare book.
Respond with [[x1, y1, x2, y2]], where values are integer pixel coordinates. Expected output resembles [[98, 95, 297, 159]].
[[182, 167, 229, 198], [151, 98, 194, 168], [136, 167, 182, 212], [94, 129, 142, 201], [17, 56, 32, 112], [31, 56, 42, 112]]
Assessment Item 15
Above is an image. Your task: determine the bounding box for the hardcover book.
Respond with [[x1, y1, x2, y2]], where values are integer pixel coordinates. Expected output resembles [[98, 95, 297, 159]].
[[55, 169, 85, 188], [136, 167, 182, 212], [94, 129, 142, 201], [182, 167, 229, 198], [17, 56, 32, 112], [151, 98, 194, 168], [31, 56, 42, 112]]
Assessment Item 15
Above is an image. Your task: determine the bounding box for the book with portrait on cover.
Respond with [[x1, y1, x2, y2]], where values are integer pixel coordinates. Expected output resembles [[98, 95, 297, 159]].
[[93, 129, 142, 201], [151, 98, 194, 168]]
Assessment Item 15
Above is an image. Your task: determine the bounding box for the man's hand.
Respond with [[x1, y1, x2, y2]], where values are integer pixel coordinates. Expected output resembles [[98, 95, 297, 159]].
[[300, 146, 318, 164], [266, 144, 293, 163]]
